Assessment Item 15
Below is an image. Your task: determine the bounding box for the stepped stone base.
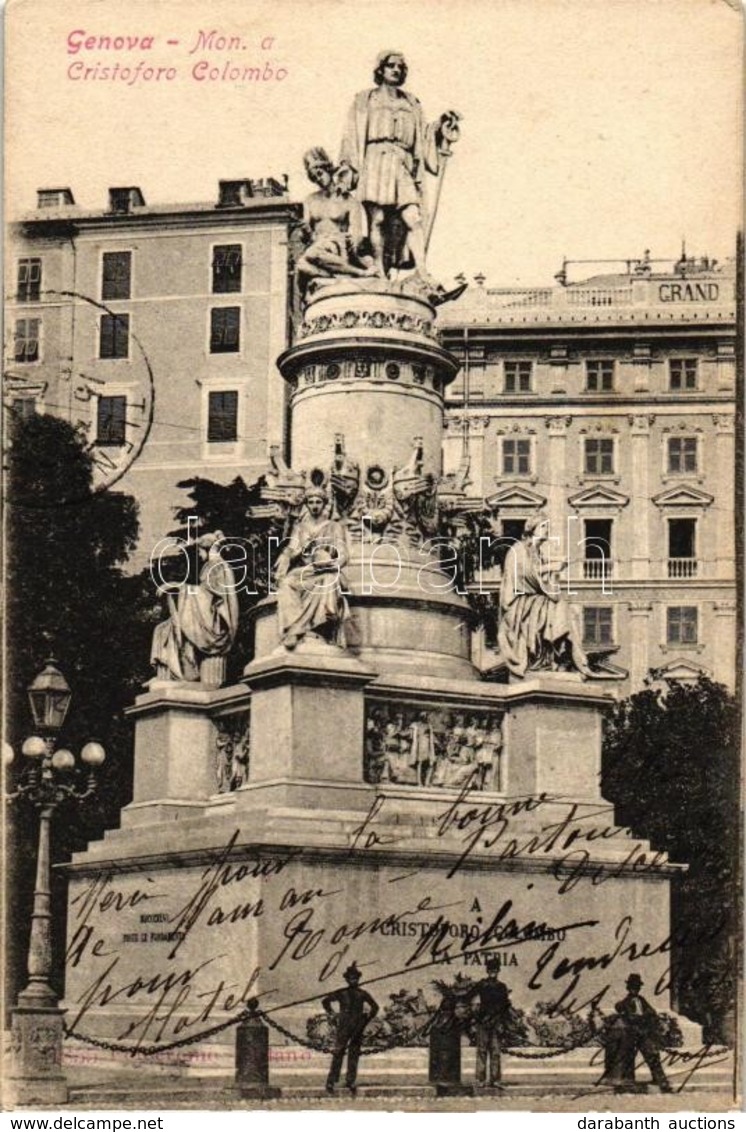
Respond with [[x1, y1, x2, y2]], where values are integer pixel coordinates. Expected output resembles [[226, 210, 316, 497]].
[[59, 1044, 735, 1108]]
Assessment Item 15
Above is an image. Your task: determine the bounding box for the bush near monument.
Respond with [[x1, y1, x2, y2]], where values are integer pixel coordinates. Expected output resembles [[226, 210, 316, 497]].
[[302, 978, 686, 1051], [602, 677, 740, 1045]]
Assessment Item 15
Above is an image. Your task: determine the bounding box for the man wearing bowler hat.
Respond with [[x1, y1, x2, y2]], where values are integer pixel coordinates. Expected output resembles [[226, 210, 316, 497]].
[[613, 973, 672, 1092], [467, 955, 512, 1087], [322, 962, 379, 1096]]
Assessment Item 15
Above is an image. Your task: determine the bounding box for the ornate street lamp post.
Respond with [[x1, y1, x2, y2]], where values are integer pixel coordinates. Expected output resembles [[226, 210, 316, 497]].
[[6, 659, 106, 1106]]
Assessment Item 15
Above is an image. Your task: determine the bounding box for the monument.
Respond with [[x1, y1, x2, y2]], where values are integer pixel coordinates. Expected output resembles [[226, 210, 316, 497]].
[[59, 51, 694, 1086]]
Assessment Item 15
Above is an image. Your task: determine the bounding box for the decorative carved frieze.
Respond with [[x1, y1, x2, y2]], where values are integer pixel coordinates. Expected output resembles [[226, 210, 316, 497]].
[[711, 413, 735, 434], [299, 309, 435, 339], [296, 357, 440, 390], [365, 701, 504, 792], [628, 414, 656, 433]]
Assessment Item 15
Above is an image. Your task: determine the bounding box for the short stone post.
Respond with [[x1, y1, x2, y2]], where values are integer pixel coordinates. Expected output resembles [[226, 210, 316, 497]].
[[235, 999, 281, 1099], [428, 994, 473, 1097]]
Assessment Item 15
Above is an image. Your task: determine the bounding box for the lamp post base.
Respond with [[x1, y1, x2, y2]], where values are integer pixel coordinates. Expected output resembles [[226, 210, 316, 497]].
[[8, 1005, 68, 1106]]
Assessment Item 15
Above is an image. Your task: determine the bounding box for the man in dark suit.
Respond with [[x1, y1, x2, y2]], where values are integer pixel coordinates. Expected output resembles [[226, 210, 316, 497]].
[[322, 962, 379, 1096], [467, 956, 512, 1087], [614, 973, 672, 1092]]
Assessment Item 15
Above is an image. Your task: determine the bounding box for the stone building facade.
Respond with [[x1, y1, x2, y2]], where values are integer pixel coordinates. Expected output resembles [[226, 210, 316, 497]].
[[438, 255, 738, 692], [5, 180, 298, 566], [6, 201, 737, 691]]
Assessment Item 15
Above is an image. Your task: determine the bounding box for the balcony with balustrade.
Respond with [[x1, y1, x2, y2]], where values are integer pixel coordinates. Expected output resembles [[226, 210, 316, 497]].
[[668, 557, 698, 579], [582, 559, 614, 582]]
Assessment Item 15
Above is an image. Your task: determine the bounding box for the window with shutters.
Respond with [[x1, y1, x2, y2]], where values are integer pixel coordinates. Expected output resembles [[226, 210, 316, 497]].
[[586, 360, 615, 392], [584, 437, 615, 475], [667, 436, 698, 474], [96, 395, 127, 447], [210, 307, 240, 353], [502, 438, 531, 476], [669, 358, 698, 391], [583, 519, 613, 580], [504, 361, 532, 393], [212, 245, 243, 293], [666, 606, 698, 644], [14, 319, 41, 363], [99, 313, 129, 358], [102, 252, 132, 300], [11, 397, 36, 419], [207, 390, 239, 442], [583, 606, 614, 646], [667, 518, 697, 578], [17, 258, 42, 302]]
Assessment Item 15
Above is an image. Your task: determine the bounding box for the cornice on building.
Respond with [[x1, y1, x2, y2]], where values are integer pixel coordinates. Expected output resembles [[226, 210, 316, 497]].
[[11, 199, 301, 238], [444, 397, 735, 412]]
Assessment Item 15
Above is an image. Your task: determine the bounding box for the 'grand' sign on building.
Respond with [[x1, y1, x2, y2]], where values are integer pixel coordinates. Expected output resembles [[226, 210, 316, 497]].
[[658, 281, 720, 302]]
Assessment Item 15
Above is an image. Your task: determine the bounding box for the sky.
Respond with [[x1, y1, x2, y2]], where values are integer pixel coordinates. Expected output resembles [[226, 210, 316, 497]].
[[5, 0, 743, 285]]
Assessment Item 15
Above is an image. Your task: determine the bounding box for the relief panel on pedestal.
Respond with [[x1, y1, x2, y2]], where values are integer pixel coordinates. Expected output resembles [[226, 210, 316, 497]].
[[364, 699, 504, 792], [214, 710, 251, 792]]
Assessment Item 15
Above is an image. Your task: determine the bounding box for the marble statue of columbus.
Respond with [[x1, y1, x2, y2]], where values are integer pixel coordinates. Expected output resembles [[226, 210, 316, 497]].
[[339, 50, 461, 283]]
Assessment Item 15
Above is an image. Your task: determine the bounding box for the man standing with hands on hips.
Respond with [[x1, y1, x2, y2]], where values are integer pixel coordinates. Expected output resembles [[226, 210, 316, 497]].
[[612, 973, 672, 1092], [322, 962, 379, 1096]]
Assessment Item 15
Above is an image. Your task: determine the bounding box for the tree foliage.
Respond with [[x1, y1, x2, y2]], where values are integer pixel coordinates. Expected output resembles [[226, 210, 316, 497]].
[[602, 677, 740, 1043], [6, 414, 153, 815]]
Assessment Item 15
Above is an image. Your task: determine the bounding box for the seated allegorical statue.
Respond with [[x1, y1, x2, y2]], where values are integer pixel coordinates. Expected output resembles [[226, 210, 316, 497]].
[[496, 514, 593, 679], [296, 146, 378, 296], [275, 486, 351, 649], [150, 530, 239, 683]]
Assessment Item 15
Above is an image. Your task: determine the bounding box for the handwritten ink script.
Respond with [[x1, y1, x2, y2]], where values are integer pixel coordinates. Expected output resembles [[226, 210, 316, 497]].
[[60, 786, 729, 1059]]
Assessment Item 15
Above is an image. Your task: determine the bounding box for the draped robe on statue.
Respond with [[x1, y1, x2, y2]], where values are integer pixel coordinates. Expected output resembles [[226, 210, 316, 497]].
[[340, 87, 441, 267], [497, 540, 591, 678], [151, 551, 239, 682], [276, 515, 351, 647]]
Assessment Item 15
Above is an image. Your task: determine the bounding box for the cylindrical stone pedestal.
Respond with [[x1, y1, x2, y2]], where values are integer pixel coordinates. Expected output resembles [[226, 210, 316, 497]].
[[274, 287, 473, 680], [280, 287, 459, 476]]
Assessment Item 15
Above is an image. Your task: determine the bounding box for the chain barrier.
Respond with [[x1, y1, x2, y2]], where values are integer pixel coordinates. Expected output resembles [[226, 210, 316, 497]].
[[66, 1005, 673, 1066], [261, 1009, 434, 1056], [63, 1006, 252, 1058], [261, 1009, 603, 1061]]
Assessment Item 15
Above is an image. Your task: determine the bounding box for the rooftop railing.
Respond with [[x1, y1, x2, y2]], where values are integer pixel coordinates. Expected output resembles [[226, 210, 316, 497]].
[[440, 276, 735, 326]]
